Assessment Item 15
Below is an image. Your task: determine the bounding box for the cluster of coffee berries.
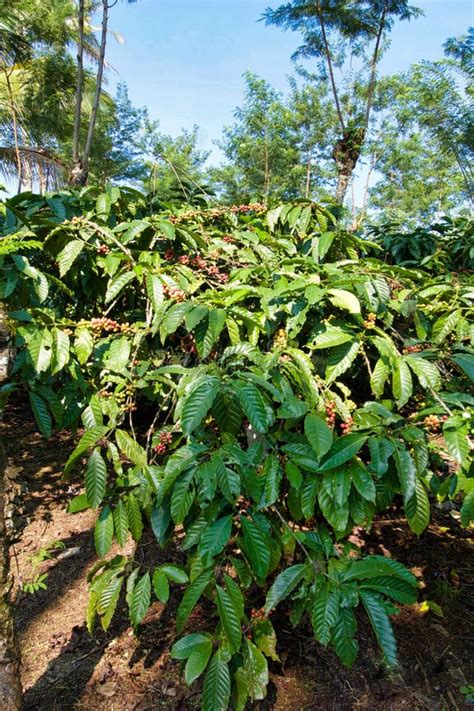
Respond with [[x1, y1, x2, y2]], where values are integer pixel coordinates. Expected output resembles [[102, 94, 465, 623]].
[[222, 235, 234, 243], [97, 244, 110, 255], [363, 313, 377, 329], [340, 417, 353, 434], [167, 202, 267, 225], [250, 608, 266, 621], [181, 333, 197, 354], [163, 250, 229, 284], [279, 354, 291, 363], [273, 328, 288, 349], [423, 414, 448, 431], [154, 431, 173, 455], [162, 283, 186, 302], [325, 400, 337, 426], [403, 344, 424, 354], [89, 317, 134, 334]]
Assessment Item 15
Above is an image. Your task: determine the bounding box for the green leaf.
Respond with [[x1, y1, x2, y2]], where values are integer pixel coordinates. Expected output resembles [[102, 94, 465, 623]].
[[265, 564, 306, 613], [198, 515, 233, 565], [113, 500, 129, 547], [405, 479, 430, 535], [127, 493, 143, 541], [176, 569, 213, 633], [67, 493, 89, 513], [216, 585, 242, 653], [94, 506, 114, 557], [240, 517, 270, 580], [82, 395, 103, 428], [392, 358, 413, 407], [152, 569, 170, 603], [349, 461, 376, 502], [52, 328, 70, 373], [202, 651, 231, 711], [85, 448, 107, 509], [171, 471, 194, 524], [105, 336, 131, 372], [393, 445, 416, 503], [28, 330, 52, 373], [301, 477, 319, 518], [181, 376, 220, 435], [57, 239, 84, 276], [461, 488, 474, 527], [171, 633, 211, 659], [443, 420, 469, 464], [65, 426, 108, 475], [325, 339, 360, 384], [160, 302, 191, 341], [404, 355, 440, 390], [318, 435, 367, 472], [344, 555, 417, 587], [432, 309, 461, 344], [116, 430, 147, 467], [146, 273, 164, 311], [452, 353, 474, 382], [105, 270, 136, 304], [359, 589, 397, 667], [74, 328, 94, 364], [97, 576, 123, 630], [243, 639, 269, 701], [235, 381, 272, 433], [304, 413, 332, 458], [260, 454, 282, 508], [29, 392, 52, 437], [130, 572, 151, 626], [359, 576, 418, 605], [185, 640, 213, 685], [370, 358, 389, 397], [328, 288, 361, 314], [312, 325, 354, 349], [331, 607, 358, 667], [312, 580, 339, 645], [159, 564, 189, 584]]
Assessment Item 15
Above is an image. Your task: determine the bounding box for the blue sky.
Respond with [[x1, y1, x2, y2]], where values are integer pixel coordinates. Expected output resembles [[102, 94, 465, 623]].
[[103, 0, 472, 164]]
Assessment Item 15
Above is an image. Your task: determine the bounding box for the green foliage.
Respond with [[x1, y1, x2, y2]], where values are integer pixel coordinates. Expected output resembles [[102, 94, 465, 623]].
[[2, 189, 473, 709]]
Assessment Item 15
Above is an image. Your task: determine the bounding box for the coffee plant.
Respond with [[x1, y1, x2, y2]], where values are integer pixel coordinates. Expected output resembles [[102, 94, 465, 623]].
[[1, 186, 473, 710]]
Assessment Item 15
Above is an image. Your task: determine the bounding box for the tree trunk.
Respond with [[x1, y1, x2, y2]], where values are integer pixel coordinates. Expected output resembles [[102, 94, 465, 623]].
[[79, 0, 111, 183], [0, 310, 22, 711], [332, 127, 366, 204], [72, 0, 85, 168]]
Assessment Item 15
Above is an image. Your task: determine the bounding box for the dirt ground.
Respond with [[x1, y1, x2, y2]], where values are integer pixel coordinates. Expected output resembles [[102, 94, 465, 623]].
[[2, 397, 473, 711]]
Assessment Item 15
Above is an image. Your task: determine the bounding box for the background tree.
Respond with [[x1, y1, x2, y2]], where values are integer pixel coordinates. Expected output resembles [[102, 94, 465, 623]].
[[263, 0, 423, 203], [212, 72, 299, 202]]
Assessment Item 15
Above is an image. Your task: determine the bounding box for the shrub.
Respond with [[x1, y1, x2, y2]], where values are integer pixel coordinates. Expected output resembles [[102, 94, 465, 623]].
[[1, 187, 473, 709]]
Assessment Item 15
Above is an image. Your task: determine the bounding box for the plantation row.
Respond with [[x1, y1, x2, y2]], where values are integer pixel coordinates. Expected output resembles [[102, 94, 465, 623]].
[[1, 187, 473, 710]]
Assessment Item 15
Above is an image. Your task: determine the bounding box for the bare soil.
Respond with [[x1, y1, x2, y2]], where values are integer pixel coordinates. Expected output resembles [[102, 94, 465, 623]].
[[2, 397, 473, 711]]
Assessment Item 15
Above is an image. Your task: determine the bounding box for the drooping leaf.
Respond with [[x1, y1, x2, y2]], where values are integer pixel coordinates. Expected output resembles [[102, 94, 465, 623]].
[[240, 516, 270, 580], [130, 572, 151, 626], [94, 505, 114, 557], [85, 448, 107, 508], [265, 564, 306, 613], [216, 585, 242, 653], [202, 650, 231, 711], [318, 435, 367, 472], [176, 569, 213, 633], [359, 589, 398, 667], [304, 413, 332, 459], [181, 376, 220, 435]]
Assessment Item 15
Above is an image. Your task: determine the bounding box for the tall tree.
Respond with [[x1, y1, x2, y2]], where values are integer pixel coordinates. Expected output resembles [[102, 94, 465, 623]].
[[70, 0, 137, 186], [263, 0, 422, 204], [212, 72, 299, 202]]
